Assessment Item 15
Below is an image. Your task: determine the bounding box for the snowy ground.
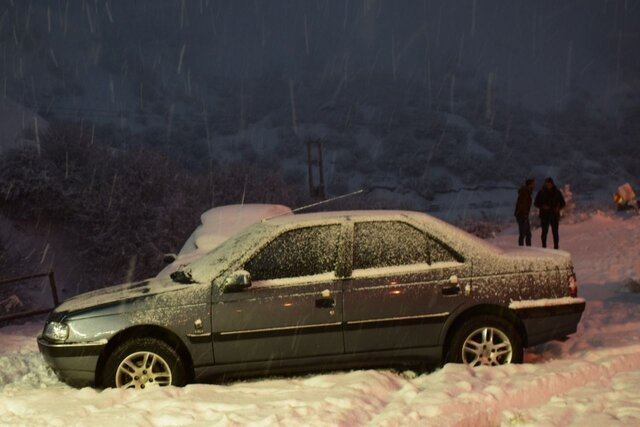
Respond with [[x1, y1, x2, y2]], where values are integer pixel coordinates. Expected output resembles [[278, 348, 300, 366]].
[[1, 211, 639, 426]]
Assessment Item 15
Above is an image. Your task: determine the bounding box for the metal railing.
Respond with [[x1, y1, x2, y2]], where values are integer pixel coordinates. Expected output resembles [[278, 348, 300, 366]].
[[0, 271, 59, 322]]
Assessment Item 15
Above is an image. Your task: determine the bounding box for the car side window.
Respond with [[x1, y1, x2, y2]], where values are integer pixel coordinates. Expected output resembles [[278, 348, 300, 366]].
[[244, 225, 341, 281], [426, 235, 459, 264], [353, 221, 460, 270], [353, 221, 430, 269]]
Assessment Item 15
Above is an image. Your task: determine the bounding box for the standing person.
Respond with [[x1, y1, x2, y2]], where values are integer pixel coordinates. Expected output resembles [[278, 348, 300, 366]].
[[514, 178, 535, 246], [534, 177, 566, 249]]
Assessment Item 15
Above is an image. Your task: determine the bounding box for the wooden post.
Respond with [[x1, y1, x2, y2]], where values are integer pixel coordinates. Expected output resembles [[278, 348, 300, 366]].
[[306, 140, 325, 199]]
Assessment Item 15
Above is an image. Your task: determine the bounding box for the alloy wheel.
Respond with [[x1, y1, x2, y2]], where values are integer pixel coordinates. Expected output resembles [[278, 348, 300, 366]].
[[461, 326, 513, 366], [115, 351, 172, 389]]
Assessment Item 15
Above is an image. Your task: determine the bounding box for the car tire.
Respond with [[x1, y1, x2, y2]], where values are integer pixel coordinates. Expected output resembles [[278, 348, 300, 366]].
[[447, 315, 523, 366], [102, 337, 187, 389]]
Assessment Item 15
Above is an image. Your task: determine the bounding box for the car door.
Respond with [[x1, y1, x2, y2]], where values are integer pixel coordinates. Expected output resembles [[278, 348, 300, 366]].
[[343, 220, 471, 353], [211, 223, 345, 364]]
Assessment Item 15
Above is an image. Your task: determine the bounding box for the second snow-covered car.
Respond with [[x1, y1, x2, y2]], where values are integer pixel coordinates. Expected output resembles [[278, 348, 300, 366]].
[[156, 203, 292, 278], [38, 210, 585, 388]]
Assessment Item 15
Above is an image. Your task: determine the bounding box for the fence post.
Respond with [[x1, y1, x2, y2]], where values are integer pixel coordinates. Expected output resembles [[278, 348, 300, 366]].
[[306, 139, 325, 199], [48, 271, 60, 307]]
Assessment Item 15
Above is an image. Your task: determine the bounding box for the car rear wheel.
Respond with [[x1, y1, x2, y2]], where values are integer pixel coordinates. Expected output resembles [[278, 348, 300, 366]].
[[102, 337, 187, 389], [447, 316, 523, 366]]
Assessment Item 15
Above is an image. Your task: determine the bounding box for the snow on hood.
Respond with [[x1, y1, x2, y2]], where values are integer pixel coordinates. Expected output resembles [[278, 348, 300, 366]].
[[53, 278, 189, 318]]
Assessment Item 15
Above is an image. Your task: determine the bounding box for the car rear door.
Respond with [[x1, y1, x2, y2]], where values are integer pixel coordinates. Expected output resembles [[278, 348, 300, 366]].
[[343, 220, 471, 353], [211, 223, 345, 364]]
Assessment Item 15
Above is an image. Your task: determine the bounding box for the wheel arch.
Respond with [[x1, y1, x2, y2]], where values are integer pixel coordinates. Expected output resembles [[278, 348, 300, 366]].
[[440, 304, 527, 364], [95, 325, 195, 387]]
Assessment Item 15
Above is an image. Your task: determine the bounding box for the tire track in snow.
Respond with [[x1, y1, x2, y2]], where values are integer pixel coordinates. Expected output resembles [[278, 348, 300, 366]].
[[370, 345, 640, 426], [499, 368, 640, 425]]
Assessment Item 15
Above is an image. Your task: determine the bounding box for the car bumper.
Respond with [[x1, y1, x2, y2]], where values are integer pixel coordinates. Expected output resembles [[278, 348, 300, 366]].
[[512, 299, 586, 347], [37, 336, 107, 387]]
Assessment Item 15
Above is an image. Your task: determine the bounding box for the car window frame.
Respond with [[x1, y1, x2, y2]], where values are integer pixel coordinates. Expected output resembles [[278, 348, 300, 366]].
[[237, 221, 347, 289], [347, 218, 464, 278]]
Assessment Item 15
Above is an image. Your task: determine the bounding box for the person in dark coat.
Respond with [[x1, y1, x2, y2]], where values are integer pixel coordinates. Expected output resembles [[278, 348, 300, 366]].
[[534, 177, 566, 249], [514, 178, 535, 246]]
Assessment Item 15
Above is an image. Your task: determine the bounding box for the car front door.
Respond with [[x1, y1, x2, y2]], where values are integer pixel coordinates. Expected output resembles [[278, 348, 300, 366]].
[[343, 220, 471, 353], [211, 223, 345, 364]]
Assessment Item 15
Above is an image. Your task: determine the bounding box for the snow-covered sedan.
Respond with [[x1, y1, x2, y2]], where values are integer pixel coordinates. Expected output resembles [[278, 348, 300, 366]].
[[38, 210, 585, 388]]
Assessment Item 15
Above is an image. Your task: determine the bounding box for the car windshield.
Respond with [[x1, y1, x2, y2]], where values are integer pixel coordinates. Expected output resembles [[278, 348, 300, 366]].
[[184, 220, 275, 285]]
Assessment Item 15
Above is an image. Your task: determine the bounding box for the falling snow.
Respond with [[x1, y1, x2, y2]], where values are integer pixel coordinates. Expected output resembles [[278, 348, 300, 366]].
[[0, 1, 639, 425]]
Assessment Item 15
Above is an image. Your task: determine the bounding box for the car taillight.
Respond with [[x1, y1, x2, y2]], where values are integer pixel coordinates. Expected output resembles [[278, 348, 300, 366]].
[[568, 274, 578, 297]]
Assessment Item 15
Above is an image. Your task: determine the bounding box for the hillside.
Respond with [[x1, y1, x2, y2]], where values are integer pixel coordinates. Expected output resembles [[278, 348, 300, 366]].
[[0, 1, 637, 215]]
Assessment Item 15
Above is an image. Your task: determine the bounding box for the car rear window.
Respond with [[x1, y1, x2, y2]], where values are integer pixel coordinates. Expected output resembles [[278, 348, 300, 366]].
[[353, 221, 458, 269]]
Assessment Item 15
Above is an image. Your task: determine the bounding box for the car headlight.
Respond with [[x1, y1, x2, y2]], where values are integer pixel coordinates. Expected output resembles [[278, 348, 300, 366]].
[[44, 322, 69, 342]]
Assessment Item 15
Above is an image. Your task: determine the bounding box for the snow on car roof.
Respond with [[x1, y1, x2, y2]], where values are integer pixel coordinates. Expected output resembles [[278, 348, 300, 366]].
[[264, 209, 503, 258], [264, 209, 427, 225]]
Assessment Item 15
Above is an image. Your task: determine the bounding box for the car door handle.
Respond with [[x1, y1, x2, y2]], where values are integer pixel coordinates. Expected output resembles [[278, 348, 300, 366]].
[[441, 285, 461, 296], [315, 297, 336, 309]]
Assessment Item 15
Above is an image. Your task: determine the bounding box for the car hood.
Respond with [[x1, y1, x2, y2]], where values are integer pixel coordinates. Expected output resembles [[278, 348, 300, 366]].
[[53, 277, 194, 320]]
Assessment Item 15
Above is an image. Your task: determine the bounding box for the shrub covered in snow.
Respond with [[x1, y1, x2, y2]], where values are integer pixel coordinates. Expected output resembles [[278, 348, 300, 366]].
[[0, 124, 305, 292]]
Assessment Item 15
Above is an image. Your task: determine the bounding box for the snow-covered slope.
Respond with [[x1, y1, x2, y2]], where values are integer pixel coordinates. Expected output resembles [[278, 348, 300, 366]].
[[1, 211, 639, 426]]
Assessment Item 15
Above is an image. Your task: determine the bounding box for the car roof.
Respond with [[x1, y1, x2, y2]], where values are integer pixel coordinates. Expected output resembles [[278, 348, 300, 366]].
[[264, 209, 431, 226], [263, 209, 501, 257]]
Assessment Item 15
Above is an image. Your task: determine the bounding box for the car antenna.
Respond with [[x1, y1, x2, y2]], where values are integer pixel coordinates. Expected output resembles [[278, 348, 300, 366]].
[[263, 188, 366, 221]]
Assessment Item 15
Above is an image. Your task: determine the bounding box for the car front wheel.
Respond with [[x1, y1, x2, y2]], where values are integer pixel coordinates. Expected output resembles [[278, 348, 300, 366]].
[[447, 315, 523, 367], [102, 337, 187, 389]]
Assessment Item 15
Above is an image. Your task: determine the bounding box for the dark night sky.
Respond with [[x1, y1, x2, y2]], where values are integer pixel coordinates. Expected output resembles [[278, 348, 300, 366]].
[[1, 0, 639, 115]]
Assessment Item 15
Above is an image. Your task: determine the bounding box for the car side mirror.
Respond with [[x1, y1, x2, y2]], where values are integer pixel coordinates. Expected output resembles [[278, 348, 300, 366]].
[[223, 270, 252, 293], [163, 253, 177, 264]]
